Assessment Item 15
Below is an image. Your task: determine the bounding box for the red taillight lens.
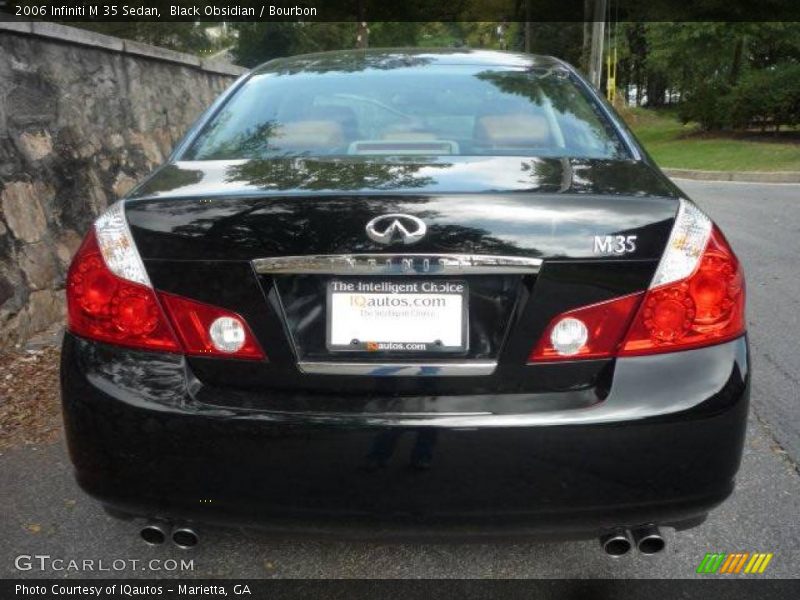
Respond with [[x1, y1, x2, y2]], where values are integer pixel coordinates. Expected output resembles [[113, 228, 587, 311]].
[[159, 293, 265, 360], [66, 231, 181, 352], [528, 293, 643, 362], [619, 227, 745, 356], [67, 229, 264, 360], [528, 226, 745, 362]]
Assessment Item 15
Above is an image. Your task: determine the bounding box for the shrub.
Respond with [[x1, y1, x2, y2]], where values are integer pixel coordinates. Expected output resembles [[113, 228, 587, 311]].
[[678, 80, 732, 131], [729, 63, 800, 131]]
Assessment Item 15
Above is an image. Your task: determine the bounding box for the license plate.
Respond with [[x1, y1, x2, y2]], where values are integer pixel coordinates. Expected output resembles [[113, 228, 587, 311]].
[[327, 279, 468, 353]]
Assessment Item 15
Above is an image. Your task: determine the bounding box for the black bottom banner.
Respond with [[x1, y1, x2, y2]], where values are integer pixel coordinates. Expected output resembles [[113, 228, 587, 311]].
[[3, 579, 800, 600]]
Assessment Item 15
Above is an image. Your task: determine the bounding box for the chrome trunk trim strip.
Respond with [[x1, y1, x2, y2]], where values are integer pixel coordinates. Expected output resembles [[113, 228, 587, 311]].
[[297, 361, 497, 377], [253, 254, 542, 276]]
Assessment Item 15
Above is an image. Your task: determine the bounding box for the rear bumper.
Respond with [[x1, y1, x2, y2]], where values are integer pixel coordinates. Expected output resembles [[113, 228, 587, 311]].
[[60, 333, 749, 538]]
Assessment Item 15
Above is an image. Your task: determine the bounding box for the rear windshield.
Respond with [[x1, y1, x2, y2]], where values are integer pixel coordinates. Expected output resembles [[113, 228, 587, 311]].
[[183, 65, 629, 161]]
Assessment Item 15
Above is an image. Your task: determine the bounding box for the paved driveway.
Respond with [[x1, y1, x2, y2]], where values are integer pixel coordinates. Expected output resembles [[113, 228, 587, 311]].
[[1, 179, 798, 579]]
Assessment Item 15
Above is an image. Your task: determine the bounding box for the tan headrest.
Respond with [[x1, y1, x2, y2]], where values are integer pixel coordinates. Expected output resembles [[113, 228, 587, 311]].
[[275, 120, 344, 149], [475, 114, 551, 146]]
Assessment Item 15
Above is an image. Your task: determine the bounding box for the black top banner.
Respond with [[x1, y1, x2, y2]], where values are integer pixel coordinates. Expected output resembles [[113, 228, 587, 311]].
[[2, 0, 800, 22]]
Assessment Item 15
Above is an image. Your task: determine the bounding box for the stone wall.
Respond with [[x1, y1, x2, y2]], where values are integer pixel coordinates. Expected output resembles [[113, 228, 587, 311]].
[[0, 22, 245, 349]]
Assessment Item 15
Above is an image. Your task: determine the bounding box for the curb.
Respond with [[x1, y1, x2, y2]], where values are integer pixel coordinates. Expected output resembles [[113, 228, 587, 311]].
[[663, 168, 800, 184]]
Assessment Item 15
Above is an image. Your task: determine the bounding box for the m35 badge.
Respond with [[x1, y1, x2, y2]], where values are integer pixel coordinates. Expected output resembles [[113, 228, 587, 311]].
[[593, 235, 638, 255]]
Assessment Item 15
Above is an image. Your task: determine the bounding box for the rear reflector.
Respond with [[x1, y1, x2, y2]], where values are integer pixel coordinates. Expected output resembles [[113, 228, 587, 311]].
[[159, 293, 265, 360], [529, 200, 745, 362]]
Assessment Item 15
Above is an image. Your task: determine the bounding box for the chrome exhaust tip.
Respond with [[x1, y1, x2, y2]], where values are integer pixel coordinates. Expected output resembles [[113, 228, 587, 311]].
[[599, 529, 633, 557], [632, 524, 665, 555], [140, 520, 169, 546], [171, 525, 199, 549]]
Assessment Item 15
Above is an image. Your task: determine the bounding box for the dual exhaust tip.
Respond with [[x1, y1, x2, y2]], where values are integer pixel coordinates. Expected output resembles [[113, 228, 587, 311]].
[[140, 519, 662, 555], [140, 520, 198, 549], [600, 525, 665, 557]]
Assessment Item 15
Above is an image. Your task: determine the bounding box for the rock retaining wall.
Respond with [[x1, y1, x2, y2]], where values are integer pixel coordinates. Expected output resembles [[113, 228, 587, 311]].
[[0, 22, 244, 348]]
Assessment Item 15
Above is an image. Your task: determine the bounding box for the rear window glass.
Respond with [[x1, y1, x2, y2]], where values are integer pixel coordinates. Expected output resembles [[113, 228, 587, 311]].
[[183, 65, 629, 160]]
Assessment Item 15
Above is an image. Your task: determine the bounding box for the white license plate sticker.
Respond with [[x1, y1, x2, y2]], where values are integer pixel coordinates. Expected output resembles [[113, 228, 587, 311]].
[[327, 280, 468, 353]]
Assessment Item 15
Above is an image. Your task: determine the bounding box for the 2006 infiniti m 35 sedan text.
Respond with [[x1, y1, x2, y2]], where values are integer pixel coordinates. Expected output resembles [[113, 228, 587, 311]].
[[61, 49, 748, 554]]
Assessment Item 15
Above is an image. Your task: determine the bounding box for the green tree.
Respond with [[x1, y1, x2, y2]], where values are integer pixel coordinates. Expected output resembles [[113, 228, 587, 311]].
[[368, 23, 423, 48], [232, 23, 356, 67], [640, 22, 800, 129], [522, 23, 584, 64], [729, 63, 800, 132]]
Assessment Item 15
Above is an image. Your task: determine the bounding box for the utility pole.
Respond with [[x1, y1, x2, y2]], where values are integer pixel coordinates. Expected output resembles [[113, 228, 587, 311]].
[[355, 0, 368, 49], [580, 0, 592, 73], [356, 22, 369, 49], [588, 0, 606, 90], [524, 0, 532, 53]]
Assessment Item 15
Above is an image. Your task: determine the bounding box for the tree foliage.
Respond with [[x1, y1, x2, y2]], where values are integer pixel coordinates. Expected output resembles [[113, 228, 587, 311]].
[[233, 23, 357, 67], [614, 22, 800, 131], [728, 63, 800, 131], [77, 5, 800, 134]]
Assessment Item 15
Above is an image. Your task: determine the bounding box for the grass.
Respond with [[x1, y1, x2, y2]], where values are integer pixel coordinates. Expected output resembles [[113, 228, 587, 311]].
[[623, 107, 800, 172]]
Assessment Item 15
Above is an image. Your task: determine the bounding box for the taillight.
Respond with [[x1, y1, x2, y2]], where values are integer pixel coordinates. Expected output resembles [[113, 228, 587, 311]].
[[529, 293, 643, 361], [67, 227, 180, 353], [67, 201, 265, 360], [619, 226, 745, 356], [159, 293, 264, 360], [528, 200, 746, 362]]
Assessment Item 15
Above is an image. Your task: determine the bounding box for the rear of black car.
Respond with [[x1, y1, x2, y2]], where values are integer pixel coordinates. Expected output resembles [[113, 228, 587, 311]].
[[60, 50, 749, 547]]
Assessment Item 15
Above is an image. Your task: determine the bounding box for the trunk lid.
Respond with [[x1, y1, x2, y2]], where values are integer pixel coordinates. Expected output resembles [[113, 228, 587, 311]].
[[125, 157, 680, 406], [128, 156, 678, 261]]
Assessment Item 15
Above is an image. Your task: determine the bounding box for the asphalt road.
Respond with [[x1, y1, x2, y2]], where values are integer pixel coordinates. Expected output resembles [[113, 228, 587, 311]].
[[1, 179, 798, 579]]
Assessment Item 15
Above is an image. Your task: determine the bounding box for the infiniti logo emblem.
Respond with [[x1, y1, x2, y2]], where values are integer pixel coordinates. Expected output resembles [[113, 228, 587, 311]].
[[365, 214, 427, 245]]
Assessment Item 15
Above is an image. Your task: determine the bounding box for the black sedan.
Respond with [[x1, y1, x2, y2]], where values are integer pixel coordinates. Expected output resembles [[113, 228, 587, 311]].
[[61, 49, 748, 555]]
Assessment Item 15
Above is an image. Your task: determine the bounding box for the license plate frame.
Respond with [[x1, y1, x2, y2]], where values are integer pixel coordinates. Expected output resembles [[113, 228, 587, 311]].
[[326, 279, 469, 354]]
